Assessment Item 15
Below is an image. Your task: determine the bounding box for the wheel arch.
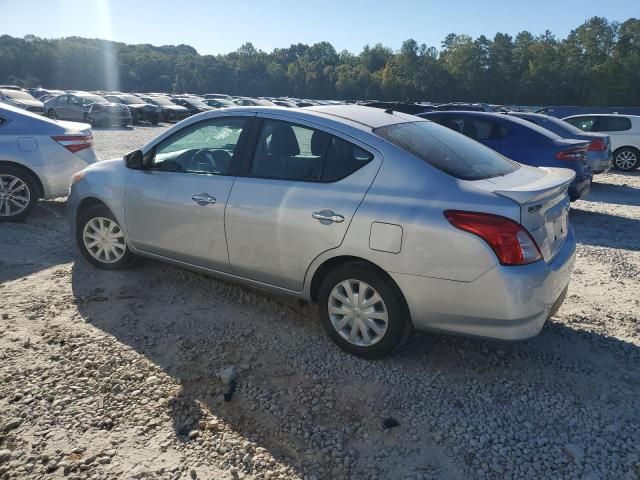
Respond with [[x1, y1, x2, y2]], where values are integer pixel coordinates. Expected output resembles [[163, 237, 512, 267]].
[[0, 160, 44, 198], [309, 255, 412, 322]]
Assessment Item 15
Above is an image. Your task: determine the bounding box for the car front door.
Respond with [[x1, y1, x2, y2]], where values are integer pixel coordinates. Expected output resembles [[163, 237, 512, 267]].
[[225, 115, 381, 291], [55, 95, 72, 119], [123, 114, 253, 271]]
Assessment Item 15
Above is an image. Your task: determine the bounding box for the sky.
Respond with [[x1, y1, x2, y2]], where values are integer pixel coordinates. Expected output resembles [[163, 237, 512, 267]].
[[0, 0, 637, 55]]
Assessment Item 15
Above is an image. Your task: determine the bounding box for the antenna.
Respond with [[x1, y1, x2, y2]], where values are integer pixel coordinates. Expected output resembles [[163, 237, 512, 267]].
[[385, 96, 409, 114]]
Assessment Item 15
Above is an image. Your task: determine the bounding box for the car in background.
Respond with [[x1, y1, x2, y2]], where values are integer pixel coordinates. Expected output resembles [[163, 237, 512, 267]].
[[171, 96, 214, 115], [204, 93, 232, 100], [68, 105, 576, 358], [563, 114, 640, 171], [420, 111, 592, 201], [138, 95, 190, 122], [103, 94, 162, 124], [507, 112, 612, 173], [0, 103, 97, 221], [363, 101, 435, 115], [232, 97, 274, 107], [29, 88, 65, 100], [204, 98, 236, 109], [44, 93, 132, 127], [0, 85, 24, 91], [435, 103, 497, 112], [0, 89, 44, 115]]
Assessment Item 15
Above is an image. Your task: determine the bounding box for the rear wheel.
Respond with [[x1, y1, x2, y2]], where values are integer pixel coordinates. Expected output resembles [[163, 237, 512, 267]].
[[0, 166, 38, 222], [76, 204, 136, 270], [613, 147, 640, 171], [318, 263, 411, 359], [83, 113, 95, 127]]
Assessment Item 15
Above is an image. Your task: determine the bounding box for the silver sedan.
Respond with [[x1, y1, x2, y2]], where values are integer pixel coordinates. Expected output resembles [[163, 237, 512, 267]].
[[0, 103, 97, 221], [67, 106, 576, 358]]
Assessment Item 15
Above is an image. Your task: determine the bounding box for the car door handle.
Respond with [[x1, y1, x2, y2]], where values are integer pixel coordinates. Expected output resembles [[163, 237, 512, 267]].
[[191, 193, 216, 205], [312, 210, 344, 223]]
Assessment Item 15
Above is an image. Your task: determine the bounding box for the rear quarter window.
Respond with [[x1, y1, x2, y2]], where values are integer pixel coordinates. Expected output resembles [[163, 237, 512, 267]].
[[596, 116, 631, 132], [374, 121, 519, 181]]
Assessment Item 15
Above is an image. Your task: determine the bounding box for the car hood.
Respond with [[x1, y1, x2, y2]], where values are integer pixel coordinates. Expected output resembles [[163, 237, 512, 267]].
[[166, 105, 189, 112], [8, 99, 44, 108], [84, 157, 126, 174]]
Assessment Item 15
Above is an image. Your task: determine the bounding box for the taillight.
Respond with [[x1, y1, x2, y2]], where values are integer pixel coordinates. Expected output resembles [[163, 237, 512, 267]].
[[555, 146, 586, 161], [587, 138, 607, 151], [444, 210, 542, 266], [51, 134, 93, 153]]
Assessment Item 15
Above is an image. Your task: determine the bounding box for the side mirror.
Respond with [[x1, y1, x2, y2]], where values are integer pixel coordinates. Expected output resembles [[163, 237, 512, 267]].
[[124, 148, 155, 170], [124, 149, 143, 169]]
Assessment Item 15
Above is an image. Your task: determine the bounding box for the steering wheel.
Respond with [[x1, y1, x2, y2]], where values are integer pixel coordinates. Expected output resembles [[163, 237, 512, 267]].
[[192, 149, 218, 172]]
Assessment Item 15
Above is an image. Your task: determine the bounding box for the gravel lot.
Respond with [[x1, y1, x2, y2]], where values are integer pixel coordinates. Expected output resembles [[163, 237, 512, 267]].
[[0, 125, 639, 480]]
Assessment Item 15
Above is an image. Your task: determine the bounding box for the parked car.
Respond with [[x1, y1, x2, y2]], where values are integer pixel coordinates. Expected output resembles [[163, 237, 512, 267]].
[[507, 112, 612, 173], [29, 88, 65, 100], [232, 97, 274, 107], [204, 93, 232, 100], [171, 96, 214, 115], [138, 95, 190, 122], [563, 114, 640, 171], [420, 111, 592, 201], [204, 98, 236, 109], [0, 103, 97, 221], [68, 105, 575, 358], [0, 89, 44, 115], [435, 103, 495, 112], [363, 101, 435, 115], [44, 93, 132, 127], [103, 94, 161, 124], [0, 85, 24, 91]]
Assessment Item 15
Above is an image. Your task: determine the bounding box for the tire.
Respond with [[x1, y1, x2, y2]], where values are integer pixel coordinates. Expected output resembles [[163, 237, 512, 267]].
[[0, 165, 39, 222], [47, 109, 57, 119], [613, 147, 640, 171], [151, 114, 160, 125], [76, 204, 136, 270], [317, 262, 411, 359], [83, 113, 95, 127], [131, 111, 140, 124]]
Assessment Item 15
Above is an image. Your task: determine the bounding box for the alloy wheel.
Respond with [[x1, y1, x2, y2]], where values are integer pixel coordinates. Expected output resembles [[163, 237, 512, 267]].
[[0, 174, 31, 217], [328, 279, 389, 347], [615, 150, 638, 170], [82, 217, 126, 264]]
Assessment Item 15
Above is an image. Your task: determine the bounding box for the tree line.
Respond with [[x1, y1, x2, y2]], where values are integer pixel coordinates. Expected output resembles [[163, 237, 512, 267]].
[[1, 16, 639, 106]]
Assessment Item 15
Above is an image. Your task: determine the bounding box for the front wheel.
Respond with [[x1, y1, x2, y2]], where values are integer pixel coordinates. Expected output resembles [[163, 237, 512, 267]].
[[76, 204, 136, 270], [318, 263, 411, 359], [613, 147, 640, 171], [47, 109, 57, 119], [0, 166, 38, 222], [151, 114, 160, 125]]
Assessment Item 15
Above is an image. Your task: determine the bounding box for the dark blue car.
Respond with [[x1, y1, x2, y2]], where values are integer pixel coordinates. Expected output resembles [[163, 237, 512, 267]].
[[418, 111, 592, 201]]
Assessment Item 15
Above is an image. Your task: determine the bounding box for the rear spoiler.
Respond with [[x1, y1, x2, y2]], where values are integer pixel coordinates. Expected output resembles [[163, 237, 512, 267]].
[[493, 168, 575, 204]]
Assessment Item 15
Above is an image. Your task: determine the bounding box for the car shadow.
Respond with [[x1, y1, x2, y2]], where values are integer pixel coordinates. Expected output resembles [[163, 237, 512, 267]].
[[0, 200, 74, 283], [570, 208, 640, 251], [586, 181, 640, 207], [70, 257, 640, 479]]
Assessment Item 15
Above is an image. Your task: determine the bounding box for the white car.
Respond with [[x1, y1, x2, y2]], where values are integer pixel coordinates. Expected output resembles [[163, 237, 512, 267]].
[[563, 114, 640, 171], [0, 103, 98, 221]]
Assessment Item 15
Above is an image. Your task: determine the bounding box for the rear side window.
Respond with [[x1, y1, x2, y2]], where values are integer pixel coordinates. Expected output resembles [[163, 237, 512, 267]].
[[425, 115, 502, 141], [374, 121, 519, 181], [565, 116, 596, 131], [0, 116, 6, 127], [594, 116, 631, 132], [250, 119, 373, 182]]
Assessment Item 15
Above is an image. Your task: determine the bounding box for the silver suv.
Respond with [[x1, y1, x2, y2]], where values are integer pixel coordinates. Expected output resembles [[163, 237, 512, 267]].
[[68, 106, 576, 358]]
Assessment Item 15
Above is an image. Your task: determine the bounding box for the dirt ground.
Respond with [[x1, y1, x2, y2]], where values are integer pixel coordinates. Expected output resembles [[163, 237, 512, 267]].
[[0, 126, 638, 480]]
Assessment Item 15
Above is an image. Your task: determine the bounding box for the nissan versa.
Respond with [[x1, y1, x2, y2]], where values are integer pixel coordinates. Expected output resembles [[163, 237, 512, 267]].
[[67, 106, 576, 358]]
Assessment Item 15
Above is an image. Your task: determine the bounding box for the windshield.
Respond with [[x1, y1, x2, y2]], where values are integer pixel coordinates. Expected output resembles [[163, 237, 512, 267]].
[[2, 90, 37, 101], [79, 94, 108, 105], [535, 116, 584, 136], [374, 121, 519, 181], [117, 95, 145, 105], [206, 98, 234, 107], [148, 96, 176, 106]]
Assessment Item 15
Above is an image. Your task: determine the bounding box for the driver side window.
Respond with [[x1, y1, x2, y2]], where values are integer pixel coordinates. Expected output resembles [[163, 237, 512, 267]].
[[152, 117, 248, 175]]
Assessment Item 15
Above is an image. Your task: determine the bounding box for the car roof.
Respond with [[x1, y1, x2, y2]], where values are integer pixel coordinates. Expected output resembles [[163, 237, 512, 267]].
[[563, 114, 640, 119], [305, 105, 420, 128]]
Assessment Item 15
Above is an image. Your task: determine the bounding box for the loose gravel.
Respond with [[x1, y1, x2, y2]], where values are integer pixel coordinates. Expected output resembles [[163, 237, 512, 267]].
[[0, 126, 638, 480]]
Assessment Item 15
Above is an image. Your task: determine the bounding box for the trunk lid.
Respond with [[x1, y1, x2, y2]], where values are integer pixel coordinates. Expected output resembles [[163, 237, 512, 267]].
[[471, 165, 574, 261]]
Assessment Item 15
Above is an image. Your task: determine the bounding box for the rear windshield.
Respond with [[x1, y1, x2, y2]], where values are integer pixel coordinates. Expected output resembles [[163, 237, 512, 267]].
[[374, 121, 519, 180], [522, 115, 584, 137], [2, 90, 36, 101]]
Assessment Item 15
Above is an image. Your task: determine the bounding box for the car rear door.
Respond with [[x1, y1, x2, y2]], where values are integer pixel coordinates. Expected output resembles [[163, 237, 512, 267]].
[[123, 114, 253, 272], [225, 115, 381, 291]]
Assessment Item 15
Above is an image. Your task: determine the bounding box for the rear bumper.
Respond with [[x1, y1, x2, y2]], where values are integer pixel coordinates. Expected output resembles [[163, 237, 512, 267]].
[[391, 227, 576, 341], [587, 153, 612, 174], [569, 175, 591, 201]]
